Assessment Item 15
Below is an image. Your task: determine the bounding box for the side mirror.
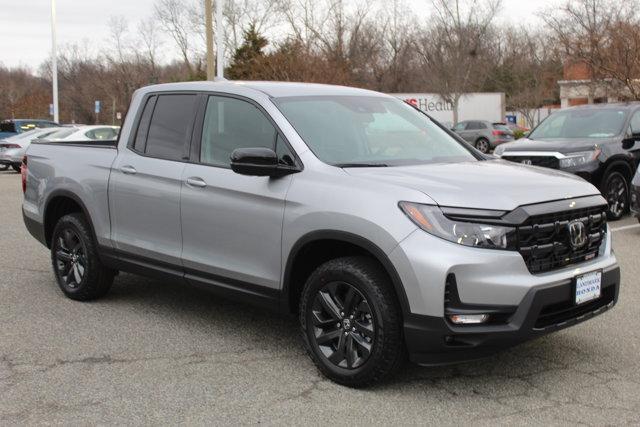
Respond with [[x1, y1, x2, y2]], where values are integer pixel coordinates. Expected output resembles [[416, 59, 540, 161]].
[[230, 147, 299, 177]]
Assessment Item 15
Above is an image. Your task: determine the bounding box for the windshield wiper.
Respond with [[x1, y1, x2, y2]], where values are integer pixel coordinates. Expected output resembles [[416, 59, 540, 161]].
[[334, 162, 389, 168]]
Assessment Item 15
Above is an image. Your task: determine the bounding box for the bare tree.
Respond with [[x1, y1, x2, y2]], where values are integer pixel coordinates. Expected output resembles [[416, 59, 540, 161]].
[[155, 0, 201, 76], [138, 17, 163, 77], [416, 0, 501, 124], [544, 0, 640, 101]]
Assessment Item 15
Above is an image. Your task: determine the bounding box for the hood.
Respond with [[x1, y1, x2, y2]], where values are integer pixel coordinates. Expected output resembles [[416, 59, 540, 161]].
[[497, 137, 615, 154], [345, 160, 600, 211]]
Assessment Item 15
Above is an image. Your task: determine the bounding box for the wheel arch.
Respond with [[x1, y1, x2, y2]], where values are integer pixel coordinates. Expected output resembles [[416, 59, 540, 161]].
[[601, 157, 634, 183], [282, 230, 410, 317], [43, 190, 97, 249]]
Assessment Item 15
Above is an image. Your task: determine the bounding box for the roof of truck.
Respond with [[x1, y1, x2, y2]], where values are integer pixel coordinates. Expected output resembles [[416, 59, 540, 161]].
[[138, 80, 385, 99]]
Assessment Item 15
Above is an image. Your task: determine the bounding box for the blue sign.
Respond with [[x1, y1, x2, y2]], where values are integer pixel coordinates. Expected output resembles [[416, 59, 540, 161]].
[[506, 114, 517, 124], [94, 100, 101, 114]]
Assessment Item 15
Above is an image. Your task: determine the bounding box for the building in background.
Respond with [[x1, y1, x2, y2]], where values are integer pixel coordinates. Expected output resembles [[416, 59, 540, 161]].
[[558, 61, 628, 108], [392, 93, 505, 128]]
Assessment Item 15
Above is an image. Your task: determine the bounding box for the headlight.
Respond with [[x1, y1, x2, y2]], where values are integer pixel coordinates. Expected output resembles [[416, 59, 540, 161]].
[[399, 202, 516, 249], [493, 145, 505, 156], [559, 149, 600, 168]]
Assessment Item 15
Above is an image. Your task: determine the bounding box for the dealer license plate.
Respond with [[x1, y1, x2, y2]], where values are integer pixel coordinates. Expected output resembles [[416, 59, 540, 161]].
[[575, 270, 602, 305]]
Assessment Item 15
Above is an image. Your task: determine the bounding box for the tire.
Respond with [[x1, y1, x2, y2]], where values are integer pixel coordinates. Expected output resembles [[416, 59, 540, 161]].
[[475, 138, 490, 153], [11, 164, 21, 173], [299, 256, 405, 387], [50, 213, 115, 301], [601, 171, 629, 220]]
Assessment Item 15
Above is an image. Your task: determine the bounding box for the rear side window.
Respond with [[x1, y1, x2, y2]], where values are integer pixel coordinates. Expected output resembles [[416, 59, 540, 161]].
[[144, 94, 197, 161], [492, 123, 511, 131], [86, 127, 119, 140], [466, 122, 480, 130]]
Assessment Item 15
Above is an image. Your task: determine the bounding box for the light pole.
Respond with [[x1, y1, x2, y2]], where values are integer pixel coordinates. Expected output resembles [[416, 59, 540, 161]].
[[215, 0, 224, 79], [205, 0, 214, 80], [50, 0, 59, 123]]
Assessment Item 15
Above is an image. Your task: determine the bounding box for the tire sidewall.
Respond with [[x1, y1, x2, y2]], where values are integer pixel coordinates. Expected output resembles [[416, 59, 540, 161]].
[[300, 260, 395, 383], [603, 171, 629, 220], [51, 214, 96, 297], [476, 138, 490, 153]]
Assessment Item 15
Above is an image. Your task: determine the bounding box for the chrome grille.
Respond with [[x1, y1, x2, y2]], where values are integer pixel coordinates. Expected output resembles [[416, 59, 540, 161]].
[[502, 155, 559, 169]]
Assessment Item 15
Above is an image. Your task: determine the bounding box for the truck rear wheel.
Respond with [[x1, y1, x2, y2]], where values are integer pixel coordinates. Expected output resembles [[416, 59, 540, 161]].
[[299, 256, 405, 387], [50, 213, 114, 301]]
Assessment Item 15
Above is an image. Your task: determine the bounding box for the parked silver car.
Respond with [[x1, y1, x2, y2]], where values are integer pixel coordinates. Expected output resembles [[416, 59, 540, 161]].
[[452, 120, 515, 153], [0, 127, 62, 172]]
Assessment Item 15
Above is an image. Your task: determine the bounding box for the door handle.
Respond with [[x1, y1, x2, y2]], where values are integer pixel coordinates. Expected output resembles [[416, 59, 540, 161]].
[[186, 177, 207, 188], [120, 165, 137, 175]]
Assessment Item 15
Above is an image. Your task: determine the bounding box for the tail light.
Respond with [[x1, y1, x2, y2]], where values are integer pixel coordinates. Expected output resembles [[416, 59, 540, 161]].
[[1, 143, 20, 149], [21, 155, 27, 193], [492, 130, 505, 136]]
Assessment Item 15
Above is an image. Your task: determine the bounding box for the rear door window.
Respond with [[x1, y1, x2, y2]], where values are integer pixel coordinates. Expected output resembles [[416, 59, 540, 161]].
[[145, 94, 198, 161]]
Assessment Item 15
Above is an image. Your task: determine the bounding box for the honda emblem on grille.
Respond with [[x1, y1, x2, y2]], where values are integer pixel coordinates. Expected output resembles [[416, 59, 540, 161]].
[[567, 220, 588, 250], [521, 159, 532, 165]]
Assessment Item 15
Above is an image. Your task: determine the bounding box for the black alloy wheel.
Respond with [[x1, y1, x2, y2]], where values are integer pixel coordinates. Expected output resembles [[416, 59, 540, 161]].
[[604, 172, 628, 220], [310, 281, 375, 369], [50, 213, 114, 300], [53, 227, 87, 290], [299, 256, 405, 387]]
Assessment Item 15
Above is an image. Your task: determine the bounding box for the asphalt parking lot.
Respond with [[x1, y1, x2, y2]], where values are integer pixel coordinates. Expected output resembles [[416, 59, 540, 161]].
[[1, 171, 639, 425]]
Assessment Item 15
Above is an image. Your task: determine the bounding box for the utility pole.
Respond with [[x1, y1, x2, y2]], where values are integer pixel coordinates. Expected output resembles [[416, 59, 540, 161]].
[[205, 0, 214, 80], [50, 0, 59, 122], [215, 0, 224, 79]]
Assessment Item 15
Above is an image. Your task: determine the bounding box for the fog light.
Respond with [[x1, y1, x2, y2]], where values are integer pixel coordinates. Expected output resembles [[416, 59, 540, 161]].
[[448, 314, 490, 325]]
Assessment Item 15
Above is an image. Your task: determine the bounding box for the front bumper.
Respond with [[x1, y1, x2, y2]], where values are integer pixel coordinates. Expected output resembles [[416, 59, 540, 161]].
[[390, 223, 619, 365], [404, 265, 619, 365]]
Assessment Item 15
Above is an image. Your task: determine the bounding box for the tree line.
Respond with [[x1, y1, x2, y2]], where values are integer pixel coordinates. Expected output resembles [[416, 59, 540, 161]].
[[1, 0, 638, 125]]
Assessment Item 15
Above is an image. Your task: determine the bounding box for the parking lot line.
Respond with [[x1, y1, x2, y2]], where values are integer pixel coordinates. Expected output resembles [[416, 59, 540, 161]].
[[611, 223, 640, 232]]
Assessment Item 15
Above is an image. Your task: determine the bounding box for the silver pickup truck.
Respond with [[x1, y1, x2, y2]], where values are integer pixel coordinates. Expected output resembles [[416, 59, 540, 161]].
[[22, 81, 620, 387]]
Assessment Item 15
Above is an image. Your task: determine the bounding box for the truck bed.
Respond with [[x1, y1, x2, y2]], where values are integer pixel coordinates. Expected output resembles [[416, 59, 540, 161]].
[[23, 141, 119, 248]]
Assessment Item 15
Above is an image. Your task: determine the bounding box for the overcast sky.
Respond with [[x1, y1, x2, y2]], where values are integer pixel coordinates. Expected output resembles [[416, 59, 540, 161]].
[[1, 0, 560, 71]]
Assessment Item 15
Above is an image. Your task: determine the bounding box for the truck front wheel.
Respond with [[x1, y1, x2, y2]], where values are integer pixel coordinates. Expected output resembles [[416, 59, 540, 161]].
[[50, 213, 114, 301], [299, 256, 405, 387]]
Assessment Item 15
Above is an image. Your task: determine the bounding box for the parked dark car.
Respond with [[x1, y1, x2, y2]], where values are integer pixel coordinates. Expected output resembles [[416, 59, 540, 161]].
[[495, 104, 640, 220], [451, 120, 515, 153], [0, 119, 59, 139]]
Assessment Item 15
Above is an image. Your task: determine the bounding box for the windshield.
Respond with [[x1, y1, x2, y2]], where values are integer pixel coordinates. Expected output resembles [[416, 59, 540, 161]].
[[273, 95, 477, 166], [529, 108, 627, 139]]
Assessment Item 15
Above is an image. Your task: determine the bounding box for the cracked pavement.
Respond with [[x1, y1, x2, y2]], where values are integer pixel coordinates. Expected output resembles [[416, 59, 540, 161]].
[[1, 171, 640, 425]]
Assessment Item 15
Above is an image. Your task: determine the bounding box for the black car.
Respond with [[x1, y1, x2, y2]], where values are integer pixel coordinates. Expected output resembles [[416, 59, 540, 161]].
[[495, 104, 640, 220]]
